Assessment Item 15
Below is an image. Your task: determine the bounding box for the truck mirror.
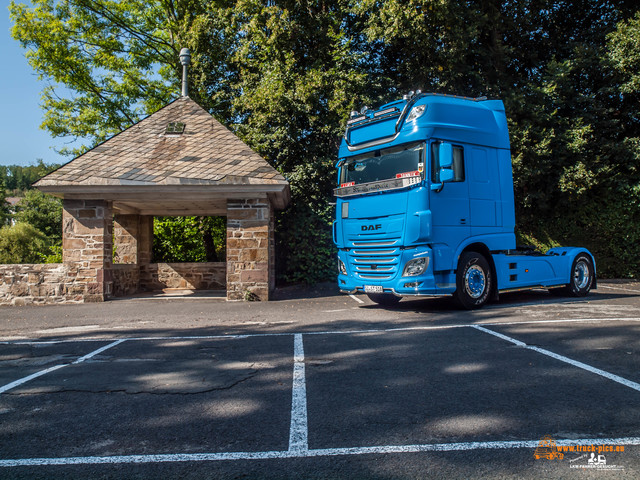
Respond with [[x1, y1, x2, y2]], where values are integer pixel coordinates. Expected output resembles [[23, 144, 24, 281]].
[[438, 142, 453, 168], [430, 168, 454, 192], [439, 168, 454, 183]]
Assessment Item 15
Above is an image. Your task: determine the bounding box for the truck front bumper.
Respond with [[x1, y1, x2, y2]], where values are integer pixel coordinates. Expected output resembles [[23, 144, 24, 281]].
[[337, 246, 454, 297]]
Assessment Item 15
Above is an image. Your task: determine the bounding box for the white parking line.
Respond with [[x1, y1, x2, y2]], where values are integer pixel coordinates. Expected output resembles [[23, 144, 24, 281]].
[[0, 339, 126, 395], [349, 294, 364, 304], [473, 325, 640, 393], [72, 339, 126, 364], [3, 316, 640, 346], [2, 436, 640, 467], [288, 334, 309, 453], [597, 284, 640, 294], [0, 364, 67, 395]]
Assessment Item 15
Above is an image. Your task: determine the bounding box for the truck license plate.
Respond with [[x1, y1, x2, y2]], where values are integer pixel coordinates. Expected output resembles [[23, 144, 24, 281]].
[[364, 285, 383, 293]]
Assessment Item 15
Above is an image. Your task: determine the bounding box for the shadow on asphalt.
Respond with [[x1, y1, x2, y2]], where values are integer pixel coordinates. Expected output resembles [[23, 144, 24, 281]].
[[358, 289, 636, 314], [272, 282, 343, 301]]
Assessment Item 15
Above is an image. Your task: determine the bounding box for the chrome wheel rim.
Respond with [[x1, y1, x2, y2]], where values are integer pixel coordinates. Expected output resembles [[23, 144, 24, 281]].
[[574, 260, 590, 290], [465, 265, 486, 299]]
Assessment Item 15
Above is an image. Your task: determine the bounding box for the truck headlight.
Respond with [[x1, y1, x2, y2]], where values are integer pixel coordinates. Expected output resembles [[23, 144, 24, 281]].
[[406, 104, 426, 123], [338, 258, 347, 275], [403, 257, 428, 276]]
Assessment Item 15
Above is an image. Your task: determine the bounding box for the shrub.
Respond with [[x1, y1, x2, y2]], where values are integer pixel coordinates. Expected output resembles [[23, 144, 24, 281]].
[[0, 223, 49, 264]]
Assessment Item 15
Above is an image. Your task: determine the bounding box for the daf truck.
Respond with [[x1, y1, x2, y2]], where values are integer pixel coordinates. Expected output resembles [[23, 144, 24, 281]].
[[334, 92, 596, 308]]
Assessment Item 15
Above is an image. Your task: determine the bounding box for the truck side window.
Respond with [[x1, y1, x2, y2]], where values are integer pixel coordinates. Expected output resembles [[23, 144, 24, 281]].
[[431, 143, 465, 183]]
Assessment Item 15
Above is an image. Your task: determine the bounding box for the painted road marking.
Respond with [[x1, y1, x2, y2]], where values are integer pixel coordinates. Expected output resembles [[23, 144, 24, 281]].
[[72, 339, 126, 364], [0, 339, 126, 395], [0, 364, 67, 395], [349, 294, 364, 304], [473, 325, 640, 393], [288, 334, 308, 453], [2, 436, 640, 467], [3, 317, 640, 345], [597, 284, 640, 294]]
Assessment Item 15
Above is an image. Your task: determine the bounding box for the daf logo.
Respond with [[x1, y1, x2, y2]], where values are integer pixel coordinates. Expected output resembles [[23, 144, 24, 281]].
[[361, 224, 382, 231]]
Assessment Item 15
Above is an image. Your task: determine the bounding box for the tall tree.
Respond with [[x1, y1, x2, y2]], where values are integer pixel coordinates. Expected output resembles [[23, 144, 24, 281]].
[[9, 0, 214, 155], [0, 160, 60, 193], [225, 1, 371, 282], [14, 190, 63, 241], [0, 177, 9, 226]]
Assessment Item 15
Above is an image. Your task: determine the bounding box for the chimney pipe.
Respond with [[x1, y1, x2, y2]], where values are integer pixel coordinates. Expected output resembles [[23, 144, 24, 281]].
[[179, 48, 191, 97]]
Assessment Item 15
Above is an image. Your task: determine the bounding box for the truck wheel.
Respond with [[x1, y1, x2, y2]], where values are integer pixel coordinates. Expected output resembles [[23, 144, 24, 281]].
[[366, 293, 401, 306], [562, 254, 594, 297], [455, 251, 492, 309]]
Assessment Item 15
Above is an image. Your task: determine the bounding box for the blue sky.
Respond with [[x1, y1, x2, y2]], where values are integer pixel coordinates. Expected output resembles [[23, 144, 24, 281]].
[[1, 3, 75, 167]]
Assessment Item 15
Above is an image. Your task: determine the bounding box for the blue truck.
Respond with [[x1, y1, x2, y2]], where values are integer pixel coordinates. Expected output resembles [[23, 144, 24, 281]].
[[334, 92, 596, 308]]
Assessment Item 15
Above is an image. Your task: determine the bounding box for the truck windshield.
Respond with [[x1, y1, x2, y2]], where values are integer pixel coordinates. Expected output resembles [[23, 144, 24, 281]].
[[340, 142, 425, 186]]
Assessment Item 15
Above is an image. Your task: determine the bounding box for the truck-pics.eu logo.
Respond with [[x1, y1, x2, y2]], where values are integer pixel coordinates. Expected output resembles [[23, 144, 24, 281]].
[[533, 436, 564, 460], [534, 436, 625, 471]]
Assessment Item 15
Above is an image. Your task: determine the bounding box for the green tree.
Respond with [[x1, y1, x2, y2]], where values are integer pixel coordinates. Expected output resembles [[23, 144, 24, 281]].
[[0, 177, 9, 226], [153, 216, 226, 263], [9, 0, 190, 156], [14, 189, 63, 241], [0, 176, 9, 227], [229, 1, 368, 203], [0, 160, 61, 194], [0, 223, 49, 264], [226, 1, 369, 282]]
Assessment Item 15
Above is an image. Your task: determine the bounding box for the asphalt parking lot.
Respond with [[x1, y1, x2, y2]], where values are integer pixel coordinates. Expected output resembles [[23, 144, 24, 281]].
[[1, 280, 639, 479]]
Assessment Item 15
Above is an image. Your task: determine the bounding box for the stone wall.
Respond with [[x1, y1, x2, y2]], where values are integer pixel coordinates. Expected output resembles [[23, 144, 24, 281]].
[[111, 264, 140, 297], [0, 262, 226, 305], [140, 263, 226, 291], [0, 264, 84, 306]]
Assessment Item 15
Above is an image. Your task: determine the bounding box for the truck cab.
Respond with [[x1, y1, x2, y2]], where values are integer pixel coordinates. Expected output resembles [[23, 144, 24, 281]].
[[334, 92, 595, 308]]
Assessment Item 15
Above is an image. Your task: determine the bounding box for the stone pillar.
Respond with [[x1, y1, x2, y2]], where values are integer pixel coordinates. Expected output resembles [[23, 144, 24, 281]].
[[112, 214, 153, 266], [113, 215, 139, 264], [62, 199, 113, 302], [138, 215, 154, 266], [226, 198, 273, 301], [112, 214, 154, 296], [268, 203, 276, 295], [136, 215, 154, 292]]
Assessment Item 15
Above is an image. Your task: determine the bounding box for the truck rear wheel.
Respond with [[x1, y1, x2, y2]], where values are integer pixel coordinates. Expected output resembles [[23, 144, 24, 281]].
[[366, 293, 401, 306], [561, 253, 594, 297], [455, 251, 492, 309]]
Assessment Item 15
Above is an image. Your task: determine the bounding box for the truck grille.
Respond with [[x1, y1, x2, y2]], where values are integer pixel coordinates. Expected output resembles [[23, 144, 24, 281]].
[[352, 240, 398, 247], [348, 247, 401, 281]]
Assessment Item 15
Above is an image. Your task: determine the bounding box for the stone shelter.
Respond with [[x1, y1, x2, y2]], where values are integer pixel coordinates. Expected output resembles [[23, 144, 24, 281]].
[[29, 95, 290, 302]]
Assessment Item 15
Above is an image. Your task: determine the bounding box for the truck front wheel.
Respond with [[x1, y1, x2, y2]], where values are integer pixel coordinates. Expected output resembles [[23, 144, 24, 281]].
[[455, 252, 493, 309], [367, 293, 401, 306]]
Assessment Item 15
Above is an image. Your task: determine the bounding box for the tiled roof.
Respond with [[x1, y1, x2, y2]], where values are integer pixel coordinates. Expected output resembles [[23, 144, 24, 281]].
[[35, 97, 288, 188]]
